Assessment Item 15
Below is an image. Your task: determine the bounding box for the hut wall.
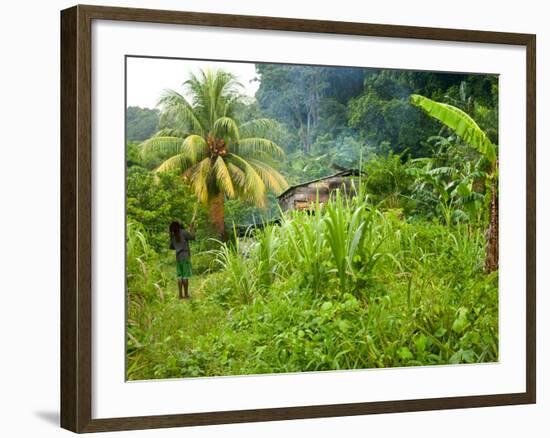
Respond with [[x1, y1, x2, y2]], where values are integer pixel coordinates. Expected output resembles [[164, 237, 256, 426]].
[[279, 175, 359, 212]]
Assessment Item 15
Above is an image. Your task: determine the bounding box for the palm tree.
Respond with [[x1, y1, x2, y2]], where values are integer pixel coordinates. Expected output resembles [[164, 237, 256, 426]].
[[410, 94, 498, 273], [140, 69, 288, 238]]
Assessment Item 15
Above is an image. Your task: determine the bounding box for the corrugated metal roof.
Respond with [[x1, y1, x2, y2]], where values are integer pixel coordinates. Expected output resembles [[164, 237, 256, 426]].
[[277, 168, 361, 199]]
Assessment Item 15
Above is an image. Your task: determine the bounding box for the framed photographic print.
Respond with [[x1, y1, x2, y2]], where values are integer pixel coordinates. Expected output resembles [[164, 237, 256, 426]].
[[60, 4, 536, 433]]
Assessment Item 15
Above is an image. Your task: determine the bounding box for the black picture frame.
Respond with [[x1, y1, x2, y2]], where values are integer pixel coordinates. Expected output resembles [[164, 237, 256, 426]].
[[61, 4, 536, 433]]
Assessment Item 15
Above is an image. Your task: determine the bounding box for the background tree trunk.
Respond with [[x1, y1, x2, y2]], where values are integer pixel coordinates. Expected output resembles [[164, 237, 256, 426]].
[[208, 191, 226, 240], [485, 180, 498, 273]]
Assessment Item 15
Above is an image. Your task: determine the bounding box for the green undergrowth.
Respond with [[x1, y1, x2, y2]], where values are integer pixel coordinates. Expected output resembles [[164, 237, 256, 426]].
[[126, 195, 498, 380]]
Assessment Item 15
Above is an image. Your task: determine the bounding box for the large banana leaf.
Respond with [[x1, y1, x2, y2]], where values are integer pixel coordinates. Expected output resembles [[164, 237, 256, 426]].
[[410, 94, 496, 163]]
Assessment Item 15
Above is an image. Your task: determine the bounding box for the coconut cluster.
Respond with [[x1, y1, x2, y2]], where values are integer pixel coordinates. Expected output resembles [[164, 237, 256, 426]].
[[207, 134, 228, 157]]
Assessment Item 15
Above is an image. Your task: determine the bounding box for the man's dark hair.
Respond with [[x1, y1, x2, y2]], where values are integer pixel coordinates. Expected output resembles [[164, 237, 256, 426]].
[[169, 221, 182, 242]]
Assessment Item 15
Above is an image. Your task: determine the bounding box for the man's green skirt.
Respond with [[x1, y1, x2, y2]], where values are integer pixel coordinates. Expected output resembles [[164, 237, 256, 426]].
[[176, 258, 193, 279]]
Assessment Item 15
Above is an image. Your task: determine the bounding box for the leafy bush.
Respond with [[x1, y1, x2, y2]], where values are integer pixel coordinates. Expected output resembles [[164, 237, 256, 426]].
[[363, 151, 415, 211], [126, 166, 211, 251]]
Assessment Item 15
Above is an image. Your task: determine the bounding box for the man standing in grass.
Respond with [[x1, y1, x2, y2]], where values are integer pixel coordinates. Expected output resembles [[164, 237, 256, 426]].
[[169, 220, 196, 300]]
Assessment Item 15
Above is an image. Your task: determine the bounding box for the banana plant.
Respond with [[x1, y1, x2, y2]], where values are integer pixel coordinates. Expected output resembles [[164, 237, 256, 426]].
[[410, 94, 498, 272], [407, 155, 486, 228]]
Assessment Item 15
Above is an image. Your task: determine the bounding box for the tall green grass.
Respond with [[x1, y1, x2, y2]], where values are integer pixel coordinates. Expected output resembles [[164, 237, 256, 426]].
[[127, 196, 498, 380]]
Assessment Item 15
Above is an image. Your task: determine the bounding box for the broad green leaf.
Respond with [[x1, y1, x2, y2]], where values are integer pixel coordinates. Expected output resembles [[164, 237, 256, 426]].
[[452, 307, 470, 334], [397, 347, 413, 361], [410, 94, 496, 163]]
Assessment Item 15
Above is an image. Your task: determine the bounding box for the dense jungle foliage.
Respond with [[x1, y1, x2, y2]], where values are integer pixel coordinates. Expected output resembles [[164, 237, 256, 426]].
[[126, 64, 499, 380]]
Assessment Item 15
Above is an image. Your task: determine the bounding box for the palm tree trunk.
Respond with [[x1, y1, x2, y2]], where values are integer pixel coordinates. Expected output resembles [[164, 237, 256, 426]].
[[485, 179, 498, 273], [208, 191, 226, 240]]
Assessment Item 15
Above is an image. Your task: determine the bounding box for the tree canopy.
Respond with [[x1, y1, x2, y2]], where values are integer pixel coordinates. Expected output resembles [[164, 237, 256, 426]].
[[126, 106, 159, 142]]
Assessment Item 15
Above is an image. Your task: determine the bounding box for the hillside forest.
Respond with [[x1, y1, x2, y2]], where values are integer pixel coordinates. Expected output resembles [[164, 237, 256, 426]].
[[126, 61, 499, 380]]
